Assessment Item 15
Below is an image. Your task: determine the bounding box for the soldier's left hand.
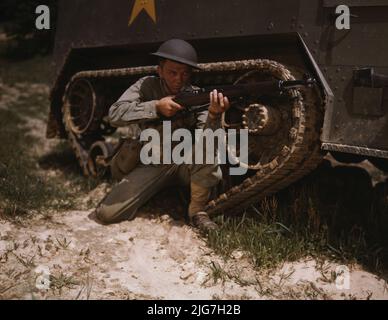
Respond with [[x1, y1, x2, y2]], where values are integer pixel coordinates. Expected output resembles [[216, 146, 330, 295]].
[[208, 89, 230, 119]]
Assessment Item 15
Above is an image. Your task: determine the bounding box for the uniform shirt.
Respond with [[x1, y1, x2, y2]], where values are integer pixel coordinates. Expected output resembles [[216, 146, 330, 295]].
[[109, 75, 210, 136], [108, 76, 220, 164]]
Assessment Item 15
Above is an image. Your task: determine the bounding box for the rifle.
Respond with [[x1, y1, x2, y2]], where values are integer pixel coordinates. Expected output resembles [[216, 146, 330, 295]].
[[173, 77, 316, 113]]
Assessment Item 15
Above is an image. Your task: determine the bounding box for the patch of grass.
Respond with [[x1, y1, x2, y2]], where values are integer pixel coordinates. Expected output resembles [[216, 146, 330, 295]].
[[0, 135, 80, 215], [208, 214, 315, 270], [204, 261, 229, 285], [207, 163, 388, 273], [11, 252, 35, 269], [0, 55, 54, 85], [50, 272, 80, 295], [74, 275, 93, 300], [0, 56, 105, 218], [0, 104, 76, 216], [203, 260, 258, 288], [55, 237, 72, 250]]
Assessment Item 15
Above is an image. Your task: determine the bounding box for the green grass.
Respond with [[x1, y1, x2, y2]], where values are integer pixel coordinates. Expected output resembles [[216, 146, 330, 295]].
[[209, 214, 313, 269], [207, 165, 388, 273], [0, 92, 70, 216], [50, 272, 80, 295], [0, 55, 103, 219], [0, 55, 55, 85]]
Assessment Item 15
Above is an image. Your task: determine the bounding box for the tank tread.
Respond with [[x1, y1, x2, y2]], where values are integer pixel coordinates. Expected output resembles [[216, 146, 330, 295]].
[[61, 59, 324, 209], [206, 72, 324, 215]]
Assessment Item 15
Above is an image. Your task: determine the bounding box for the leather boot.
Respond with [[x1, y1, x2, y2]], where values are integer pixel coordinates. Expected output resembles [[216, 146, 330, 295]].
[[191, 211, 218, 233], [189, 182, 218, 232]]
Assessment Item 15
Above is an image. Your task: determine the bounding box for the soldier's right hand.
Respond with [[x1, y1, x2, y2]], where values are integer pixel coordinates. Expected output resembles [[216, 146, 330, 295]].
[[156, 96, 183, 117]]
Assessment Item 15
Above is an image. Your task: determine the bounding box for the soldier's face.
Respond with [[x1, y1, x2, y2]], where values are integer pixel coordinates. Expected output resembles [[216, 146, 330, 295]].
[[158, 60, 192, 95]]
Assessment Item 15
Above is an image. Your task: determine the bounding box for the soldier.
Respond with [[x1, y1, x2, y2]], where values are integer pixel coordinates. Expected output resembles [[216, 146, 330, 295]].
[[95, 39, 230, 232]]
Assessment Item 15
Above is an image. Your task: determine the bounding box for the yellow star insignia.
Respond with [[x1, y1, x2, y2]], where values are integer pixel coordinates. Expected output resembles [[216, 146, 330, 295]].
[[128, 0, 157, 26]]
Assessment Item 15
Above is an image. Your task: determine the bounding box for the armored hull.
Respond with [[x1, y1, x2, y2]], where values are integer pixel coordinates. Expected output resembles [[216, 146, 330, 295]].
[[47, 0, 388, 215]]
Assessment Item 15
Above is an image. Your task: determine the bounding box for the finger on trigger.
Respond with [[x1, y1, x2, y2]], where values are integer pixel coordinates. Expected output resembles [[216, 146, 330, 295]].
[[224, 96, 230, 108], [218, 93, 224, 107], [172, 101, 183, 110], [219, 96, 224, 109]]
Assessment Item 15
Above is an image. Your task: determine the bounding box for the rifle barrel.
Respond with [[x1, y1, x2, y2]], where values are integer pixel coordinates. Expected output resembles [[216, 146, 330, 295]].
[[173, 78, 314, 109]]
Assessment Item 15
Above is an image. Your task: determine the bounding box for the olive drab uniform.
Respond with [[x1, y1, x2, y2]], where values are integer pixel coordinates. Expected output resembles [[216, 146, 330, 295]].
[[96, 76, 222, 224]]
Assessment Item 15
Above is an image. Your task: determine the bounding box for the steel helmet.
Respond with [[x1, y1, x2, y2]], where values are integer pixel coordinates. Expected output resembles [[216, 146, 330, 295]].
[[151, 39, 200, 69]]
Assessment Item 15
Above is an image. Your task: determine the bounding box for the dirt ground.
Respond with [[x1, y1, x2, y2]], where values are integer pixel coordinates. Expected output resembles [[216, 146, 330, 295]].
[[1, 80, 388, 300], [1, 209, 388, 300]]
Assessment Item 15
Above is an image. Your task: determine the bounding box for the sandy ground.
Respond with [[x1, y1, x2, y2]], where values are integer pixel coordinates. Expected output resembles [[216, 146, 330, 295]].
[[1, 81, 388, 300], [1, 210, 388, 300]]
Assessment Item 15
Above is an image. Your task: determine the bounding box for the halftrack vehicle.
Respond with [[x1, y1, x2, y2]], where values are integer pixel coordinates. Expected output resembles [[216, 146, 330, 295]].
[[46, 0, 388, 215]]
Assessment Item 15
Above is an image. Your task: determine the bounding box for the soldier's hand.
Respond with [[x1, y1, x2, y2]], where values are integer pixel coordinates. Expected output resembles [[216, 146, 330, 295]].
[[156, 96, 183, 117], [208, 89, 230, 119]]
